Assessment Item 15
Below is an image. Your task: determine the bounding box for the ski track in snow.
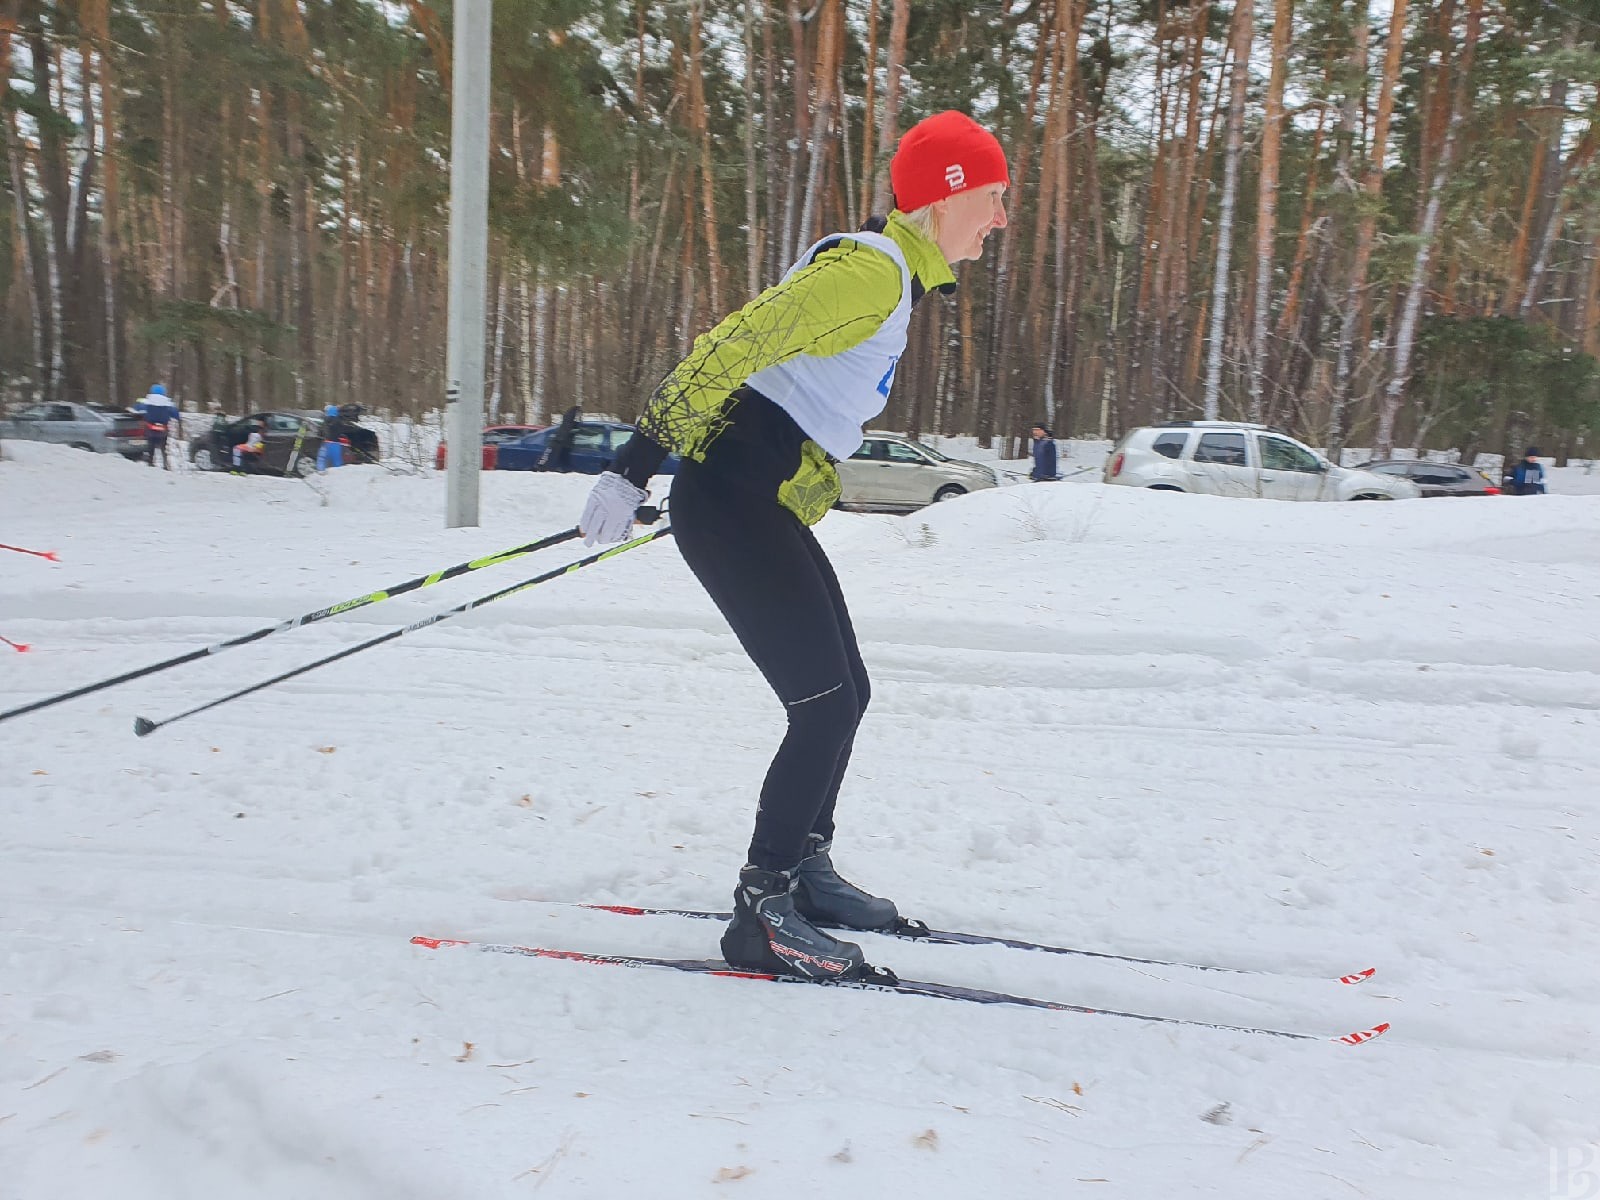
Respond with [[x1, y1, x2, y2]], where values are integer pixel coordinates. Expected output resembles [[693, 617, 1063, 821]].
[[3, 441, 1599, 1199]]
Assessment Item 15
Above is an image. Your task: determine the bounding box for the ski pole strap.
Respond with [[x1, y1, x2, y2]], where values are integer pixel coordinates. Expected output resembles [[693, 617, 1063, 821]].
[[0, 527, 582, 726], [134, 525, 673, 737]]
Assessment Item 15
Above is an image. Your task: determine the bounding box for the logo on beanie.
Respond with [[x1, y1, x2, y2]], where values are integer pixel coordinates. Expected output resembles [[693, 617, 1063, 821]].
[[944, 163, 966, 191]]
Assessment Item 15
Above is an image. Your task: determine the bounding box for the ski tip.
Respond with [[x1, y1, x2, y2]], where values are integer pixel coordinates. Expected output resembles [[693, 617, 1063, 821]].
[[132, 716, 157, 738], [1338, 967, 1378, 985], [1333, 1021, 1391, 1046], [582, 904, 647, 915], [411, 936, 467, 950]]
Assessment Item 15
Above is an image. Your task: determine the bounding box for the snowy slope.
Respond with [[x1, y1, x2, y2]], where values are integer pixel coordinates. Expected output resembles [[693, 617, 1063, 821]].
[[3, 442, 1598, 1199]]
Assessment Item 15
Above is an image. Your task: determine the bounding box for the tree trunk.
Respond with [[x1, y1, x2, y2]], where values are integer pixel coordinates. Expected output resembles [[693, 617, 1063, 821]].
[[795, 2, 841, 257], [985, 1, 1058, 442], [4, 108, 45, 397], [742, 0, 762, 298], [858, 0, 879, 223], [780, 1, 810, 262], [1329, 0, 1406, 452], [1377, 0, 1482, 458], [688, 2, 724, 313], [870, 0, 909, 213], [489, 271, 507, 422], [1249, 0, 1292, 422], [1519, 116, 1597, 319], [1202, 0, 1252, 419]]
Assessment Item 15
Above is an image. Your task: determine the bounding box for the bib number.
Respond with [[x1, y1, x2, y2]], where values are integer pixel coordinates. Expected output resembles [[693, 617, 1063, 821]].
[[876, 358, 900, 398]]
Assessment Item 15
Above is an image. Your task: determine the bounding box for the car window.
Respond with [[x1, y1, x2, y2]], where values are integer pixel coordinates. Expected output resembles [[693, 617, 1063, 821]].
[[885, 442, 925, 464], [1193, 432, 1247, 466], [1259, 436, 1321, 472], [609, 429, 635, 452], [266, 414, 303, 432], [570, 426, 608, 451], [1151, 432, 1189, 459], [12, 405, 48, 421], [850, 441, 882, 461], [1414, 464, 1468, 485], [47, 405, 76, 421], [1366, 463, 1408, 476]]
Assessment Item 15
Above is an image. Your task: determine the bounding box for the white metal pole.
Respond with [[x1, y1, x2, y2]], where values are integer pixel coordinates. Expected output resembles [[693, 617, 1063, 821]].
[[445, 0, 492, 528]]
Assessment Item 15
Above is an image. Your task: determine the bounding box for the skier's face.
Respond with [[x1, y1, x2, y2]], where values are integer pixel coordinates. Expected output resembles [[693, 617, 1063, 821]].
[[935, 183, 1008, 264]]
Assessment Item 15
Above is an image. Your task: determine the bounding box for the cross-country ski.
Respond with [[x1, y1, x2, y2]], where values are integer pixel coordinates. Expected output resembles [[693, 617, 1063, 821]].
[[412, 934, 1391, 1045]]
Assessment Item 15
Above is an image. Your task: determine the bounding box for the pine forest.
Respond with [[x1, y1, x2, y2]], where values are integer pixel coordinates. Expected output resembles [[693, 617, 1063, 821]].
[[5, 0, 1600, 461]]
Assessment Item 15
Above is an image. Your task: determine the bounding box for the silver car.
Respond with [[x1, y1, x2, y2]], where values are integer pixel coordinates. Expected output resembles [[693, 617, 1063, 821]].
[[1104, 421, 1420, 501], [0, 401, 149, 458], [836, 432, 999, 512]]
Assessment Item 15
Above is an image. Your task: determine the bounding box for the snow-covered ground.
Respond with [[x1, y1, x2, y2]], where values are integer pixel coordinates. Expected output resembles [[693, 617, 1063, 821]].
[[3, 442, 1598, 1199]]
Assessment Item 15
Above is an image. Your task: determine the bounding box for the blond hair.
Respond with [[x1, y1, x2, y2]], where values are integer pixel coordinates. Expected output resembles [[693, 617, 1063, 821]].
[[897, 204, 938, 242]]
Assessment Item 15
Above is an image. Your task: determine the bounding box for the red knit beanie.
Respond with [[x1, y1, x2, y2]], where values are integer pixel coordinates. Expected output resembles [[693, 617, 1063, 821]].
[[890, 111, 1009, 212]]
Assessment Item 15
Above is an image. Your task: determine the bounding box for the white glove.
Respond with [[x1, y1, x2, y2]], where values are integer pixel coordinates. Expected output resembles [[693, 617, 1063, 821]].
[[580, 471, 648, 546]]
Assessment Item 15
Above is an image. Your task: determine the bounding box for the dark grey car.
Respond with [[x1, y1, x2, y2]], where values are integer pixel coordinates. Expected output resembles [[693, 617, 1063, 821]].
[[1355, 460, 1501, 497], [0, 402, 148, 458]]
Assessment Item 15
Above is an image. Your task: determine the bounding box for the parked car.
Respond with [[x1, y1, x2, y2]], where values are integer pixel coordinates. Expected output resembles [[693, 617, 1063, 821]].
[[190, 411, 324, 476], [1104, 421, 1420, 501], [493, 420, 678, 474], [1353, 459, 1501, 497], [190, 407, 379, 475], [435, 424, 547, 471], [836, 433, 1000, 511], [330, 405, 380, 462], [0, 401, 148, 458]]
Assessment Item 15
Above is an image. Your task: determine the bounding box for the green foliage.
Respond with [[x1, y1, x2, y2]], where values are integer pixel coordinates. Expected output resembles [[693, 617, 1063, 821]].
[[135, 300, 295, 359], [1414, 316, 1600, 447]]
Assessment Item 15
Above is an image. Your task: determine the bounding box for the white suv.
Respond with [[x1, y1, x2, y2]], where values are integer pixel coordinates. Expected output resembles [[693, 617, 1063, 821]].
[[1104, 422, 1419, 501]]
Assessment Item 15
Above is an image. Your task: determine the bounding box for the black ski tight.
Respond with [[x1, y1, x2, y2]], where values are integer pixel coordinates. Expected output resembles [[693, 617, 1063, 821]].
[[668, 463, 870, 872]]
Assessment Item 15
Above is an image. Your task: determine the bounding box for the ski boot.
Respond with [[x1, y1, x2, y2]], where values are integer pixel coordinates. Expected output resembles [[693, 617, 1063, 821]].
[[793, 834, 899, 932], [720, 865, 870, 980]]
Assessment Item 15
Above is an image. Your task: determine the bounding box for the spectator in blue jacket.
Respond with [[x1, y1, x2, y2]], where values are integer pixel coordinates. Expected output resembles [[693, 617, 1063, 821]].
[[1029, 423, 1058, 481], [1510, 447, 1548, 496], [317, 405, 345, 471], [139, 384, 181, 469]]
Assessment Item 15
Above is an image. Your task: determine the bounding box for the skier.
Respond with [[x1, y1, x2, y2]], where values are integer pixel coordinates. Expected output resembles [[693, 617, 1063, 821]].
[[579, 110, 1010, 980]]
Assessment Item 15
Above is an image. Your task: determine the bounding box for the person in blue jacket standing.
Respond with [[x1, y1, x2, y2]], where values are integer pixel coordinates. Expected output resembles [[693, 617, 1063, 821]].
[[139, 384, 180, 469], [1509, 447, 1547, 495], [317, 405, 345, 471], [1029, 423, 1058, 481]]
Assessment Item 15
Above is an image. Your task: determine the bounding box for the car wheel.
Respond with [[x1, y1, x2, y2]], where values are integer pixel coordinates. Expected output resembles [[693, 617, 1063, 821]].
[[933, 484, 967, 502], [1147, 484, 1185, 492], [292, 454, 318, 479], [1349, 493, 1393, 501], [193, 448, 214, 471], [70, 442, 94, 452]]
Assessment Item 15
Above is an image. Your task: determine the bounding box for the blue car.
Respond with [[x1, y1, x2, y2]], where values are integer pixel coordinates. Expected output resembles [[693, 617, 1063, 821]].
[[494, 420, 679, 475]]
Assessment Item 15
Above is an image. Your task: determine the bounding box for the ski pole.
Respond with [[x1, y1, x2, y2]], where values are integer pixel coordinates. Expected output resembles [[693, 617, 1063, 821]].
[[0, 543, 58, 561], [0, 526, 582, 726], [133, 524, 674, 737]]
